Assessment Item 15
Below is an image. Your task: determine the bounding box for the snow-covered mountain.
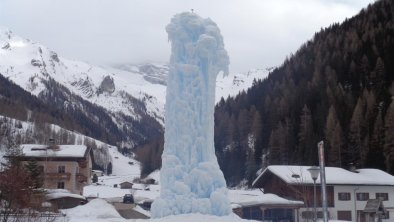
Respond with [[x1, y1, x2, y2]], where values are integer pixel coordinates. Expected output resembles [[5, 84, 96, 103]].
[[0, 29, 165, 123], [0, 27, 269, 147], [0, 28, 164, 148]]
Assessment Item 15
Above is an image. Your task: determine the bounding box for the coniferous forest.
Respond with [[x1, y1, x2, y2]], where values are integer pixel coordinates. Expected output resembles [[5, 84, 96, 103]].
[[213, 0, 394, 186]]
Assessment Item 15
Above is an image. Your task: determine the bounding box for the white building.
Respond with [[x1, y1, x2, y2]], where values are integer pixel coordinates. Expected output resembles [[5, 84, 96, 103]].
[[253, 165, 394, 222]]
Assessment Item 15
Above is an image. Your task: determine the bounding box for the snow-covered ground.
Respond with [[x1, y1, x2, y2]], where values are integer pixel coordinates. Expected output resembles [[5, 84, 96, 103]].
[[63, 199, 256, 222], [63, 198, 350, 222], [84, 146, 159, 204]]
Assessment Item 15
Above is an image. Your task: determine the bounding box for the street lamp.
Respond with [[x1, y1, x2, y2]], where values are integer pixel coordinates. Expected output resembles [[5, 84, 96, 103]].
[[308, 166, 320, 222]]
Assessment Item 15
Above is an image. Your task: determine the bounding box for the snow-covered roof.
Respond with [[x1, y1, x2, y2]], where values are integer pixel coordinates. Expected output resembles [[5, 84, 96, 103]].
[[45, 189, 86, 200], [20, 144, 88, 158], [228, 189, 303, 208], [119, 181, 133, 185], [146, 170, 160, 182], [253, 165, 394, 186]]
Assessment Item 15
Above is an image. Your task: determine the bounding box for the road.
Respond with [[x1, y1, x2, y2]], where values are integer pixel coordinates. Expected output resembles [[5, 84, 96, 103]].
[[112, 202, 150, 219]]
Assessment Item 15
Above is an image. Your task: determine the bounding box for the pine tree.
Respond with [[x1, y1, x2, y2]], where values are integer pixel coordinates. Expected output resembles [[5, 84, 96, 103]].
[[371, 57, 385, 91], [250, 110, 263, 158], [107, 162, 113, 175], [24, 159, 43, 188], [347, 98, 365, 167], [325, 105, 343, 167], [365, 110, 385, 170], [298, 105, 315, 164], [268, 128, 281, 165]]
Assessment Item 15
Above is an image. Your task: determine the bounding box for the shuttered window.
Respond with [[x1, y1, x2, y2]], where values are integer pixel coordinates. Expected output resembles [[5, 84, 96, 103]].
[[356, 193, 369, 201], [376, 193, 388, 201], [338, 192, 351, 201]]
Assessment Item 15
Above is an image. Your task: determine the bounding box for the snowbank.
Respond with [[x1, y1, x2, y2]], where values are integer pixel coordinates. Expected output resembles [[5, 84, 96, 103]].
[[137, 213, 256, 222], [64, 199, 126, 222], [64, 198, 257, 222]]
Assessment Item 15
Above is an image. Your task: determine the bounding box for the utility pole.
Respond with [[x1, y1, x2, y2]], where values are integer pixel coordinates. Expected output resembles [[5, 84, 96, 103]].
[[318, 141, 328, 222], [308, 166, 320, 222], [354, 187, 360, 222]]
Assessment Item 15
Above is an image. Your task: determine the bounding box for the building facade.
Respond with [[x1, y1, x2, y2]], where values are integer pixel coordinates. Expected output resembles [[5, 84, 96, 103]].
[[19, 144, 92, 194], [333, 185, 393, 221], [253, 165, 394, 222]]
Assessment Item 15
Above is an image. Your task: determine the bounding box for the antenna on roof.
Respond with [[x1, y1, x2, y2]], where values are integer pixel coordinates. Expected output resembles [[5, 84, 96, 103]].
[[49, 138, 55, 145]]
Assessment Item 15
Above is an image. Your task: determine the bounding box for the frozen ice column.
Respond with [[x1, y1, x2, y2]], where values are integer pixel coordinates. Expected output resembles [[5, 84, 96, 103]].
[[151, 12, 231, 217]]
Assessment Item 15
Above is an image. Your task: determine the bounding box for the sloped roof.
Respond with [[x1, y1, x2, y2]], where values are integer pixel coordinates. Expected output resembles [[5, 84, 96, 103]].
[[20, 144, 88, 158], [253, 165, 394, 187], [120, 181, 133, 185], [363, 199, 384, 213], [45, 189, 86, 200], [228, 189, 303, 208]]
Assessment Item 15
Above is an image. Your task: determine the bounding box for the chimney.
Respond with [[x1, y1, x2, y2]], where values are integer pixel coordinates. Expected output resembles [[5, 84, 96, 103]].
[[48, 138, 59, 150], [348, 163, 358, 173]]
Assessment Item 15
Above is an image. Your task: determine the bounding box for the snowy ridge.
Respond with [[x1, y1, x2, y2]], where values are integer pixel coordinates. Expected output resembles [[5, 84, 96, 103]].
[[0, 27, 269, 127], [215, 68, 269, 102], [0, 28, 164, 123]]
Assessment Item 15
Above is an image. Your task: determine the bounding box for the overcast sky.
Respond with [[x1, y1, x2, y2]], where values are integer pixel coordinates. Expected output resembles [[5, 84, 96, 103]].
[[0, 0, 375, 73]]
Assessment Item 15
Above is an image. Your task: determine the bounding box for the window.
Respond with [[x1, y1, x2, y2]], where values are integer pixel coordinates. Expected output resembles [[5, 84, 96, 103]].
[[338, 192, 351, 201], [302, 211, 328, 219], [376, 193, 388, 201], [301, 211, 313, 219], [356, 192, 369, 201], [337, 211, 352, 221], [57, 181, 65, 189], [58, 166, 65, 173]]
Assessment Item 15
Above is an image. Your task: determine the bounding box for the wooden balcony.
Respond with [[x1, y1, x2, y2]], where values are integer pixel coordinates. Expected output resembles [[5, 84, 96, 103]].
[[45, 172, 71, 180], [76, 173, 88, 183]]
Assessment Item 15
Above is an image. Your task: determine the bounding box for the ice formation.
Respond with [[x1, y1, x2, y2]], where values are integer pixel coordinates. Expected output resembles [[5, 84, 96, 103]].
[[151, 12, 231, 217]]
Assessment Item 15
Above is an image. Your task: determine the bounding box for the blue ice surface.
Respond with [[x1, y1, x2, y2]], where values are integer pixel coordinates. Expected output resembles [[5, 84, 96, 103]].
[[151, 12, 231, 218]]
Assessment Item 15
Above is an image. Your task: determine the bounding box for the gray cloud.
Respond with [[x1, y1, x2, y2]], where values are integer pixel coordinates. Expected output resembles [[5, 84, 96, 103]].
[[0, 0, 374, 73]]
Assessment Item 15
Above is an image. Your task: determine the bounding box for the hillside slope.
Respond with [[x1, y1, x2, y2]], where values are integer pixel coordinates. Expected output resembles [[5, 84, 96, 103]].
[[214, 0, 394, 185]]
